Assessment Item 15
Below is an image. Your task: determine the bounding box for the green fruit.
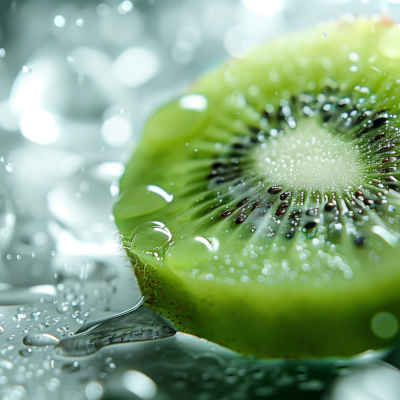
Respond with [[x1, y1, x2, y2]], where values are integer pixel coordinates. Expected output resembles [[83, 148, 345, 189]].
[[114, 17, 400, 358]]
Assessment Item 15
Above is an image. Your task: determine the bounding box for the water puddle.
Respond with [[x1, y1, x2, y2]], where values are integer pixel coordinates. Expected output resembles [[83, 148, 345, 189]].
[[54, 306, 176, 357]]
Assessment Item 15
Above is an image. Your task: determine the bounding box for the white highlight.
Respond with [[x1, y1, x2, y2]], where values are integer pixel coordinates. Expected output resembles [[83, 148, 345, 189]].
[[54, 15, 66, 27], [20, 108, 58, 144], [147, 185, 174, 203], [371, 225, 399, 247], [179, 94, 208, 111], [123, 370, 158, 399]]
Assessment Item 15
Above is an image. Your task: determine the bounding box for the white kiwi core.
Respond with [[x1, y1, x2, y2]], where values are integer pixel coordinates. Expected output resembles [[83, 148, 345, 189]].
[[255, 119, 364, 192]]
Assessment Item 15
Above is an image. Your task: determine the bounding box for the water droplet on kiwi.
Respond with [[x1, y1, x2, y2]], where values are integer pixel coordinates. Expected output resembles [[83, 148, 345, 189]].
[[113, 185, 171, 220], [143, 94, 209, 143], [166, 236, 219, 271], [371, 312, 399, 339], [130, 221, 172, 256]]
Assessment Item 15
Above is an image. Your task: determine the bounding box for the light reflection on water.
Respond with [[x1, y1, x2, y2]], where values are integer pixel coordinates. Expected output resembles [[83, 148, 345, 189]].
[[1, 0, 400, 399]]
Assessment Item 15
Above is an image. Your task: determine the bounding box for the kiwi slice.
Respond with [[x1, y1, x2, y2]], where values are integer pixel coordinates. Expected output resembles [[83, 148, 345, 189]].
[[114, 17, 400, 358]]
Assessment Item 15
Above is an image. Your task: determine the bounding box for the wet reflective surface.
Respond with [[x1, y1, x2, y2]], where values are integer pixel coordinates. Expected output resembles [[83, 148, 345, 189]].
[[1, 0, 400, 399]]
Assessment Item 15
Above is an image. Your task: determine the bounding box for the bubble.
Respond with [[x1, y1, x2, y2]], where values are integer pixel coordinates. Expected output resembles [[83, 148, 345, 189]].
[[130, 221, 172, 256], [371, 312, 399, 339]]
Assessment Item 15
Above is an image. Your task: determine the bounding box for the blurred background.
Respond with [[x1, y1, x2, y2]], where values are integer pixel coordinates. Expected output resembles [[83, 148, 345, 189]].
[[1, 0, 400, 399]]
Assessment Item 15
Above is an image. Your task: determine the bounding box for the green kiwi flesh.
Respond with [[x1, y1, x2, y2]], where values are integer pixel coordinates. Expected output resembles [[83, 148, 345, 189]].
[[114, 17, 400, 358]]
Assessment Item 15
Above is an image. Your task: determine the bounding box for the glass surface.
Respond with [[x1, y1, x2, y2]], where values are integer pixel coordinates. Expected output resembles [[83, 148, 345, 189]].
[[1, 0, 400, 399]]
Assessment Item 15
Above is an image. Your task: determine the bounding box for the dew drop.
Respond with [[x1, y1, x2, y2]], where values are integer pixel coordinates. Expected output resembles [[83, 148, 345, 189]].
[[130, 221, 172, 256], [371, 312, 398, 339]]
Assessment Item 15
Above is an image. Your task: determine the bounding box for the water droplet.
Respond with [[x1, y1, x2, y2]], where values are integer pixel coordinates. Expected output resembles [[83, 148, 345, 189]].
[[76, 18, 84, 27], [22, 66, 31, 73], [166, 236, 219, 271], [371, 312, 399, 339], [113, 185, 171, 220], [0, 48, 5, 58], [23, 332, 60, 346], [31, 311, 42, 320], [55, 306, 175, 356], [130, 221, 172, 257], [62, 361, 80, 372], [5, 163, 13, 173], [19, 347, 33, 357]]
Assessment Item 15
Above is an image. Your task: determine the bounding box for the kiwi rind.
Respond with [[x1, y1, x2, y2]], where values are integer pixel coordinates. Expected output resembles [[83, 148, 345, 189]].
[[114, 17, 400, 358]]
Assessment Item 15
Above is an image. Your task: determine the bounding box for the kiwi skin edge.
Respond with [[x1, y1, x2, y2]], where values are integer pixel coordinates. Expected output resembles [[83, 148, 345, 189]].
[[114, 16, 400, 358]]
